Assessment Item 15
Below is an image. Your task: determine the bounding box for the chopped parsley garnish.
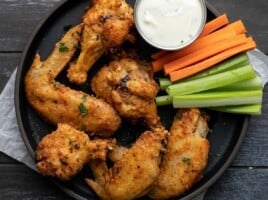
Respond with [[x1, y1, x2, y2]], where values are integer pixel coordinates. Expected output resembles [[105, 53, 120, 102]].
[[82, 95, 87, 103], [69, 140, 80, 149], [79, 103, 88, 117], [59, 42, 69, 52], [182, 156, 191, 163], [79, 95, 88, 117], [53, 81, 61, 89]]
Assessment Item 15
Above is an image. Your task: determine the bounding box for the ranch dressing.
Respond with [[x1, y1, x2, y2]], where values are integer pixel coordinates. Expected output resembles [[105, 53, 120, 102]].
[[135, 0, 206, 50]]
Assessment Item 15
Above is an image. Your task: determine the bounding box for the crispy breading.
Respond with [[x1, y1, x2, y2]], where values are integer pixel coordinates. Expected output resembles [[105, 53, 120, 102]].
[[91, 58, 163, 130], [67, 0, 135, 84], [36, 123, 116, 181], [85, 128, 168, 200], [148, 108, 210, 199], [24, 24, 121, 137]]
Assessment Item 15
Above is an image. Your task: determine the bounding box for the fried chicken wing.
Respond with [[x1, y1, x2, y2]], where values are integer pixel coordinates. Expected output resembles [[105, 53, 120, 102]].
[[67, 0, 135, 84], [91, 58, 162, 130], [85, 128, 168, 200], [25, 24, 121, 137], [148, 108, 210, 199], [36, 123, 116, 181]]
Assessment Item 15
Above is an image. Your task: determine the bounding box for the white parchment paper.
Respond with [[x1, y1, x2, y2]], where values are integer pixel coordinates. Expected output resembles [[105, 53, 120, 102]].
[[0, 49, 267, 171]]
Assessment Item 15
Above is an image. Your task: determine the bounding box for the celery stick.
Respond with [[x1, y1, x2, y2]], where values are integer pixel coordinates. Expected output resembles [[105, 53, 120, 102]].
[[159, 78, 172, 91], [155, 95, 173, 106], [172, 90, 262, 108], [159, 53, 249, 90], [167, 64, 256, 96], [209, 104, 262, 115], [212, 76, 262, 91]]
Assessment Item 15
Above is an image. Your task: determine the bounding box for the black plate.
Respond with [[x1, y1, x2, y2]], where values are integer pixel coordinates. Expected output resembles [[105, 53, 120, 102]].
[[15, 1, 250, 199]]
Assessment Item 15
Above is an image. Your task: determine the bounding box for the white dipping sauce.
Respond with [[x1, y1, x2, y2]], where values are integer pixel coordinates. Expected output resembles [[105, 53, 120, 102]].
[[135, 0, 206, 50]]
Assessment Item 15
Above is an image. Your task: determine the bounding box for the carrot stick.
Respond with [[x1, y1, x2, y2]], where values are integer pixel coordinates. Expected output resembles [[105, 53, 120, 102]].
[[151, 50, 168, 59], [151, 29, 237, 72], [216, 20, 247, 35], [199, 13, 229, 37], [169, 38, 256, 82], [164, 34, 249, 75]]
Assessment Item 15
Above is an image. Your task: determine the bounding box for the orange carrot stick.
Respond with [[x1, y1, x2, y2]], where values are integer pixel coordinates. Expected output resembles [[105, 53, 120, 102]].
[[199, 13, 229, 37], [164, 34, 249, 75], [151, 50, 168, 59], [216, 20, 247, 35], [169, 38, 256, 82], [151, 29, 237, 72]]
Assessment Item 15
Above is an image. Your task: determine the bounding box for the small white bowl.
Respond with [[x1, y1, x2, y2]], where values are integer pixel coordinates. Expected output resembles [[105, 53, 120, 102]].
[[134, 0, 207, 51]]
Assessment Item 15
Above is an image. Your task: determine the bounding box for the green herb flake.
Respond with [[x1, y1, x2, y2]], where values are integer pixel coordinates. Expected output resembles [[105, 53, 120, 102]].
[[83, 140, 88, 146], [82, 95, 87, 103], [182, 156, 191, 163], [69, 140, 80, 149], [79, 103, 88, 117], [59, 42, 69, 52], [53, 81, 61, 89]]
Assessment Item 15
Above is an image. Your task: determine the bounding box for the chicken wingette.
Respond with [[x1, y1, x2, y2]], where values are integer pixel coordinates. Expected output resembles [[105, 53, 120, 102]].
[[148, 108, 210, 199], [36, 123, 116, 181], [25, 24, 121, 137], [67, 0, 135, 84], [85, 128, 168, 200], [91, 58, 162, 130]]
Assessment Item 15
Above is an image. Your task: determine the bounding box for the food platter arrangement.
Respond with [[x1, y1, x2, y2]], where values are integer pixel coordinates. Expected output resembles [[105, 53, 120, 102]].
[[15, 0, 261, 199]]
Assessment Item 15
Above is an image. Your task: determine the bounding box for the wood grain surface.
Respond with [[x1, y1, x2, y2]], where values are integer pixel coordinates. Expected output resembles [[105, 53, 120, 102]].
[[0, 0, 267, 199]]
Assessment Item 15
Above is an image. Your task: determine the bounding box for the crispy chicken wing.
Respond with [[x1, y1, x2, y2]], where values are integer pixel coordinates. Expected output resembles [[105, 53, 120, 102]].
[[91, 58, 162, 130], [67, 0, 135, 84], [148, 108, 210, 199], [25, 24, 121, 137], [85, 128, 168, 200], [36, 123, 116, 181]]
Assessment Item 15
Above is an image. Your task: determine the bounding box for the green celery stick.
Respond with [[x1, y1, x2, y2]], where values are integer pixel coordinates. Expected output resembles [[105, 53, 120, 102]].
[[159, 78, 172, 90], [172, 90, 262, 108], [211, 76, 263, 91], [209, 104, 262, 115], [167, 64, 256, 96], [155, 95, 172, 106], [158, 53, 249, 90]]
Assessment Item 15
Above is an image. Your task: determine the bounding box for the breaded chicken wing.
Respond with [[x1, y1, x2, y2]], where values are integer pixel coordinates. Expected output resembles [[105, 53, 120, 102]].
[[85, 128, 168, 200], [67, 0, 135, 84], [148, 108, 210, 199], [91, 58, 162, 130], [25, 24, 121, 137], [36, 123, 116, 181]]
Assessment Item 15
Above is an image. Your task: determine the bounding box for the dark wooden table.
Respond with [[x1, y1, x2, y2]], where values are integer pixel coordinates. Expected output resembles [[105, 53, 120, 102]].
[[0, 0, 267, 199]]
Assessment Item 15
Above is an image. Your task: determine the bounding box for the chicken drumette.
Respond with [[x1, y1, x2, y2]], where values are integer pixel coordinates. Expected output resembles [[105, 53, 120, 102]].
[[36, 123, 115, 181], [67, 0, 135, 84], [91, 58, 162, 130]]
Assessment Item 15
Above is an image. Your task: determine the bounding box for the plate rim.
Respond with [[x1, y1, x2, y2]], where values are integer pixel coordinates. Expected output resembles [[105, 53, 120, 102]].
[[14, 1, 250, 199]]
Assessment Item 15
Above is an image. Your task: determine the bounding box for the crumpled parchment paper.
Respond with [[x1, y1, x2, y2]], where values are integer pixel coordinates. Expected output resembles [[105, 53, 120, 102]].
[[0, 49, 268, 171]]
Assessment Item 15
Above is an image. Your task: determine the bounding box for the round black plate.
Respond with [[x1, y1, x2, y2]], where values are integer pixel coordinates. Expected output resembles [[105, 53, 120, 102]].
[[15, 1, 249, 199]]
